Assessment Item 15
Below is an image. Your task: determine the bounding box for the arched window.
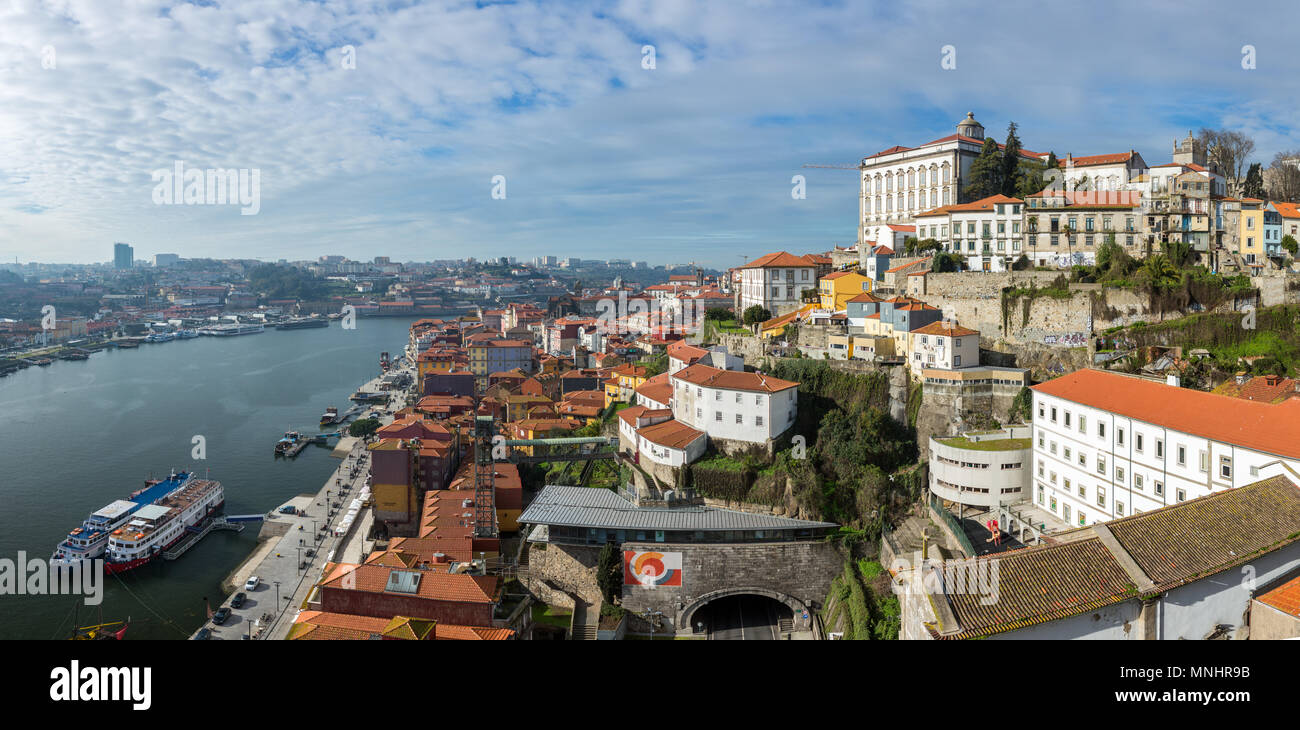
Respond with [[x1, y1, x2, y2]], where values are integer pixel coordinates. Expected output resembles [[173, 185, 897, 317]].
[[918, 168, 926, 187], [908, 170, 915, 188]]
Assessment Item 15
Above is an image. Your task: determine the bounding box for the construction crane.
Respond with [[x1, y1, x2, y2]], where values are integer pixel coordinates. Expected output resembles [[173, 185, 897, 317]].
[[801, 163, 860, 170]]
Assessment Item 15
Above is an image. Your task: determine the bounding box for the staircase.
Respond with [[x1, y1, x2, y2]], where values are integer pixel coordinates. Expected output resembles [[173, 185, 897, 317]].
[[569, 597, 598, 640]]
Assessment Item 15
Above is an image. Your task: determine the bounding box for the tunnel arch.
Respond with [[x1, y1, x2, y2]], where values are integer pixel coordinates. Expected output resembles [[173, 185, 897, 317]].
[[678, 587, 810, 633]]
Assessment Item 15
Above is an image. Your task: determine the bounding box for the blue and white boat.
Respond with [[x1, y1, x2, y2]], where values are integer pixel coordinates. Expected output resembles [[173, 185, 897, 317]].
[[51, 471, 194, 566]]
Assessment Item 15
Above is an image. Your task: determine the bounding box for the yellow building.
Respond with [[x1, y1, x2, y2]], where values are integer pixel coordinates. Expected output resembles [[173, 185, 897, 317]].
[[817, 270, 872, 310], [603, 364, 648, 406], [1240, 198, 1265, 263]]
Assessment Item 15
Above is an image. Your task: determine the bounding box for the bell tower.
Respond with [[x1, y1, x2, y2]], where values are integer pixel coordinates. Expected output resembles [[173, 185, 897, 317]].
[[956, 112, 984, 140]]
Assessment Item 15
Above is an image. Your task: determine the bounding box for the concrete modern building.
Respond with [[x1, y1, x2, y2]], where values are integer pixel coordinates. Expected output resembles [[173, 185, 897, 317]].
[[1030, 369, 1300, 529], [928, 426, 1031, 509]]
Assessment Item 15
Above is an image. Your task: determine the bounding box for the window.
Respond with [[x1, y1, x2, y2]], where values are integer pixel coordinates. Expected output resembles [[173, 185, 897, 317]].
[[1037, 485, 1044, 506], [1097, 421, 1105, 439], [1199, 450, 1208, 472], [1078, 452, 1086, 467], [695, 408, 702, 418], [1063, 503, 1071, 522], [1078, 483, 1086, 498], [1050, 441, 1057, 455], [1097, 455, 1106, 475], [1115, 466, 1125, 483], [715, 411, 722, 422], [1155, 439, 1163, 459], [1176, 488, 1187, 503], [735, 414, 742, 424], [715, 391, 721, 401], [1050, 471, 1058, 484], [1154, 480, 1164, 496], [1037, 460, 1044, 477], [1038, 433, 1045, 448], [1079, 415, 1086, 433], [1117, 427, 1125, 446], [1051, 407, 1057, 422], [1134, 473, 1143, 491], [1063, 446, 1071, 460], [1136, 433, 1143, 452], [1176, 445, 1186, 466], [1220, 456, 1232, 480], [1050, 495, 1057, 512], [755, 416, 763, 427], [1078, 511, 1086, 527], [1064, 411, 1072, 428], [1038, 404, 1045, 419], [1097, 486, 1106, 507]]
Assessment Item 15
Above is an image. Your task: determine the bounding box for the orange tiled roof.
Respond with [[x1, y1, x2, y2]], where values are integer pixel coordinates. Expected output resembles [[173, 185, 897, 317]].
[[1257, 574, 1300, 618], [1058, 151, 1137, 168], [672, 363, 798, 393], [740, 251, 816, 269], [636, 418, 706, 450], [1032, 369, 1300, 460], [911, 321, 978, 337]]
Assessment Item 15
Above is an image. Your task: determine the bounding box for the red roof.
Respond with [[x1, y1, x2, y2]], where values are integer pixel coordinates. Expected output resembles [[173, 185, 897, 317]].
[[1033, 370, 1300, 460], [911, 321, 978, 337], [1060, 152, 1137, 168], [1257, 573, 1300, 617], [636, 419, 706, 450], [672, 363, 798, 393], [740, 251, 816, 269]]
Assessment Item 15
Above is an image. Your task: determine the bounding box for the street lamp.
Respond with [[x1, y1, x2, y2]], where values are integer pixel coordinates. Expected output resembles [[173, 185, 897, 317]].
[[274, 581, 281, 615]]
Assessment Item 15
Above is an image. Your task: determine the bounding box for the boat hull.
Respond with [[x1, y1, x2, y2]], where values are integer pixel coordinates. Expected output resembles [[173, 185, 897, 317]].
[[104, 500, 225, 575]]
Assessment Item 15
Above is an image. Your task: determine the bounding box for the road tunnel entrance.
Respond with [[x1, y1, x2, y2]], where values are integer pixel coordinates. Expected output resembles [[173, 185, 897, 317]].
[[691, 593, 796, 640]]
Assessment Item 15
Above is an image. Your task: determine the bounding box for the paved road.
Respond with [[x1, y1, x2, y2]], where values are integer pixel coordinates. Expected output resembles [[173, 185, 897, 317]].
[[703, 595, 785, 640]]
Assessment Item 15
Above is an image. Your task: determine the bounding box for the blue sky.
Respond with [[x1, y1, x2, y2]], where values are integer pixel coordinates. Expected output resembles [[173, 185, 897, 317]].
[[1, 0, 1298, 268]]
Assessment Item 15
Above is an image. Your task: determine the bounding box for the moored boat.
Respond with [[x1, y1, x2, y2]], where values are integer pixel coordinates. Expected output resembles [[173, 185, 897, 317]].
[[104, 477, 225, 574]]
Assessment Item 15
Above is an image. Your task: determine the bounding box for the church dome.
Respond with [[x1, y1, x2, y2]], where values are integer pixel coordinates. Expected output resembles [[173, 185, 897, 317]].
[[956, 112, 984, 140]]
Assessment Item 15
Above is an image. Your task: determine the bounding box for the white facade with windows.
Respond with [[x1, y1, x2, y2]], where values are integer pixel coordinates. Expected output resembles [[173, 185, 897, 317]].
[[669, 365, 798, 443], [1030, 380, 1300, 529], [736, 253, 817, 316]]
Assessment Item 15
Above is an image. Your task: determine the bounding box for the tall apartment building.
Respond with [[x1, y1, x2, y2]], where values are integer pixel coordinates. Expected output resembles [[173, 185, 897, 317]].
[[1030, 369, 1300, 529], [113, 242, 133, 269]]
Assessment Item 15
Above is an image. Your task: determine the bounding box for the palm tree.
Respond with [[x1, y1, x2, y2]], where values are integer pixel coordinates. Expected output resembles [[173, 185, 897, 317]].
[[1140, 254, 1181, 293]]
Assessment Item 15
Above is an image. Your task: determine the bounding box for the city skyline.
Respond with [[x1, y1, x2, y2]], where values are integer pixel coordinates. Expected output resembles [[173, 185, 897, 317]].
[[3, 1, 1300, 268]]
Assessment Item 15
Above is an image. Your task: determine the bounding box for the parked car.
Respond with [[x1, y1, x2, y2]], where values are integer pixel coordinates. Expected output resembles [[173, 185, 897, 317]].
[[193, 628, 212, 640], [212, 607, 231, 625], [231, 592, 246, 609], [244, 576, 260, 591]]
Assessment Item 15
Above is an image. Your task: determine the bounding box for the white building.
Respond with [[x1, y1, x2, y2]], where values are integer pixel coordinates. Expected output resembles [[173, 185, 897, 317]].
[[1055, 151, 1148, 192], [858, 112, 1043, 245], [908, 321, 979, 370], [928, 426, 1031, 509], [670, 364, 799, 444], [666, 341, 743, 375], [735, 252, 817, 316], [1030, 369, 1300, 529], [914, 194, 1025, 271]]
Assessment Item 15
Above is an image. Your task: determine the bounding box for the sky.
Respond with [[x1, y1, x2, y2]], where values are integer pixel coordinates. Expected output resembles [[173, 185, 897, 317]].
[[1, 0, 1299, 269]]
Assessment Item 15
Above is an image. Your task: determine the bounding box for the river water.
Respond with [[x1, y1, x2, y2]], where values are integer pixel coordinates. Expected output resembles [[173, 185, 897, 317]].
[[0, 317, 414, 639]]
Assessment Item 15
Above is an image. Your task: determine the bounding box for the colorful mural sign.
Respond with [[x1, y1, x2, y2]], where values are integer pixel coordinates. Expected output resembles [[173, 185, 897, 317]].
[[623, 550, 683, 587]]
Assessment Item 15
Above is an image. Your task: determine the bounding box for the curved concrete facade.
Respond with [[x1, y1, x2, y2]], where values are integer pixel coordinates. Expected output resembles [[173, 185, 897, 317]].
[[928, 431, 1031, 509]]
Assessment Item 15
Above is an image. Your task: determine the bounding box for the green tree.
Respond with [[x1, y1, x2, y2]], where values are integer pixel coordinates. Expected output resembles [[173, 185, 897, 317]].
[[704, 307, 733, 321], [596, 542, 622, 605], [348, 418, 381, 438], [742, 305, 771, 326], [1282, 234, 1298, 257], [999, 122, 1024, 197], [1139, 254, 1182, 293], [966, 137, 1004, 200], [1243, 162, 1266, 199], [915, 238, 943, 254]]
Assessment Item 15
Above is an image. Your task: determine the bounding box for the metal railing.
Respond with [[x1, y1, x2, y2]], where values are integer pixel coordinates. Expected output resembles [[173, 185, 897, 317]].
[[929, 494, 976, 558]]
